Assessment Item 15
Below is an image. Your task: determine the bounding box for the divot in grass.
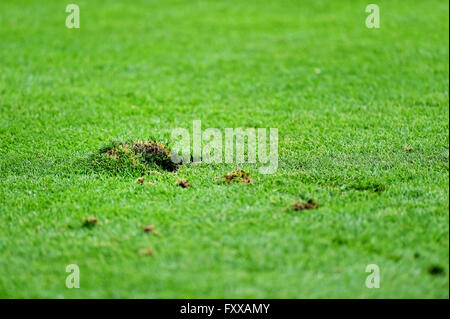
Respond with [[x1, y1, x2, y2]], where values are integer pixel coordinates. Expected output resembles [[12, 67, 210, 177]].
[[93, 139, 178, 175]]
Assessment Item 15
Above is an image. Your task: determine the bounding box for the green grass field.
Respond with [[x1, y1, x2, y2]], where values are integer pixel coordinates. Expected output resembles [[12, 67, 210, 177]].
[[0, 0, 448, 298]]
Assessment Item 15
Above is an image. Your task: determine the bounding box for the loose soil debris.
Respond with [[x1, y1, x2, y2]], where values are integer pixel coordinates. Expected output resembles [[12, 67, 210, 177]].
[[135, 176, 154, 185], [177, 179, 190, 188], [290, 199, 318, 211], [142, 225, 155, 233], [82, 216, 100, 227], [404, 144, 413, 152], [223, 169, 252, 184], [139, 248, 154, 256], [135, 176, 146, 184]]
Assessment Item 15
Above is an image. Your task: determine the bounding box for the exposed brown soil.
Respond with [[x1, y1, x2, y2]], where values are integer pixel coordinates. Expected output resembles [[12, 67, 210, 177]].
[[290, 199, 318, 211], [177, 179, 190, 188], [224, 169, 252, 184]]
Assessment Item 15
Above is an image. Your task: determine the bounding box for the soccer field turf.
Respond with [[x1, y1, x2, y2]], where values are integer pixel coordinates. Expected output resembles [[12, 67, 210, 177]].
[[0, 0, 448, 298]]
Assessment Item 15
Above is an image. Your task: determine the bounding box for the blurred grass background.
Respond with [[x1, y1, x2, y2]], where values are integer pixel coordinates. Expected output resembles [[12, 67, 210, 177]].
[[0, 0, 448, 298]]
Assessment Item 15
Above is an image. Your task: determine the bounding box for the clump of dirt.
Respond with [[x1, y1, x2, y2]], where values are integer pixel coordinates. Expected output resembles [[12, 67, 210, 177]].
[[142, 225, 155, 233], [82, 216, 100, 227], [290, 199, 318, 211], [223, 169, 252, 184], [177, 179, 190, 188], [135, 176, 146, 184], [404, 144, 413, 152], [94, 139, 178, 175], [142, 224, 160, 236], [135, 176, 154, 185], [139, 248, 154, 256]]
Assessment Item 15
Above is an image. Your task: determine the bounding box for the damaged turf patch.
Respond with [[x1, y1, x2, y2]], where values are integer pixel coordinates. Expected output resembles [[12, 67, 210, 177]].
[[223, 169, 253, 184], [92, 139, 178, 175], [289, 199, 318, 211]]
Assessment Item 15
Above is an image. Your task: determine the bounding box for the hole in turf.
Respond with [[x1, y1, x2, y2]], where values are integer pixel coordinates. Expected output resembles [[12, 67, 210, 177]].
[[427, 265, 445, 276]]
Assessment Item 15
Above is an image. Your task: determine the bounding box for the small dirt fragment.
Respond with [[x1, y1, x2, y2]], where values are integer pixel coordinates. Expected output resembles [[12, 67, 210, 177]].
[[142, 225, 155, 233], [139, 248, 154, 256], [291, 199, 318, 211], [404, 144, 413, 152], [177, 179, 190, 188], [82, 216, 100, 227], [224, 169, 252, 184], [135, 176, 145, 184]]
